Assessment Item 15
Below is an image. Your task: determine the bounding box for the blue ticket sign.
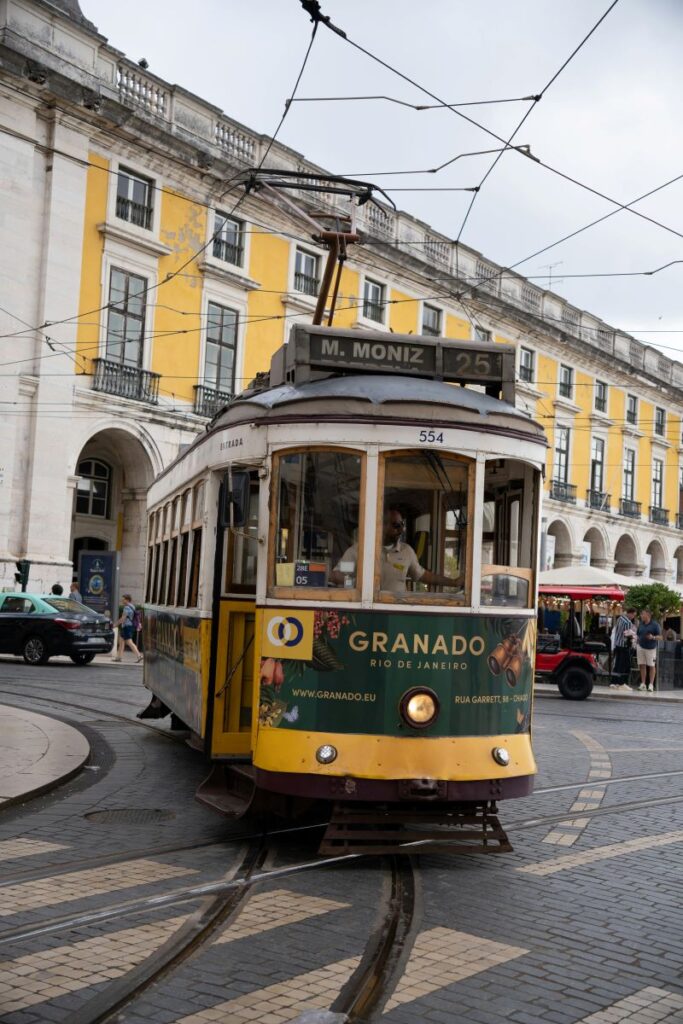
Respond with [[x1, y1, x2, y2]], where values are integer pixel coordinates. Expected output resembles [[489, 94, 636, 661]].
[[294, 561, 328, 588], [79, 551, 118, 617]]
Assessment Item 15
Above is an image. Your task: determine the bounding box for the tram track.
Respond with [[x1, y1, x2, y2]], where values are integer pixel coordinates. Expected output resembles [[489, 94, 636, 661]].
[[64, 838, 268, 1024], [3, 766, 682, 885], [3, 785, 682, 949], [0, 688, 184, 742]]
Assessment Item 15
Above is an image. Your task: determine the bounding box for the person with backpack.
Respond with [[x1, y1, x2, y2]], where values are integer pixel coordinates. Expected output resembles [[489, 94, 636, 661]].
[[113, 594, 143, 663]]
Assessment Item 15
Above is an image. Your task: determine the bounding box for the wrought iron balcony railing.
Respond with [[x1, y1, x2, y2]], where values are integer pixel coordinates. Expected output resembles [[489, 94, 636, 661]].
[[619, 497, 641, 518], [115, 195, 153, 229], [649, 506, 669, 527], [363, 300, 384, 323], [587, 489, 610, 512], [595, 396, 607, 413], [212, 237, 243, 265], [676, 513, 683, 531], [193, 384, 233, 418], [294, 272, 319, 297], [549, 480, 576, 503], [92, 358, 160, 404]]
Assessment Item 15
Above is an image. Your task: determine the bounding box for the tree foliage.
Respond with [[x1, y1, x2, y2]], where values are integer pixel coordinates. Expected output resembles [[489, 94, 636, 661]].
[[624, 582, 681, 622]]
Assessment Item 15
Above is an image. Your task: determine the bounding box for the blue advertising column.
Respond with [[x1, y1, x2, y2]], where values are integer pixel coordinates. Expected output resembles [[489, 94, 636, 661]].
[[78, 551, 119, 619]]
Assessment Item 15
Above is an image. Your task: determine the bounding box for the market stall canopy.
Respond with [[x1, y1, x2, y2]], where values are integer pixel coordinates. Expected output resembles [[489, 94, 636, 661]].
[[539, 583, 625, 602], [538, 565, 644, 588]]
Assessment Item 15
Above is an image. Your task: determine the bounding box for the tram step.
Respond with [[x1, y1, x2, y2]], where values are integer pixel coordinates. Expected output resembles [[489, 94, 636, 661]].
[[319, 801, 512, 856], [195, 763, 255, 818]]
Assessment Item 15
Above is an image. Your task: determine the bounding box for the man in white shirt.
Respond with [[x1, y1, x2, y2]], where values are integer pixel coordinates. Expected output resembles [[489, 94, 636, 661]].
[[333, 508, 464, 594]]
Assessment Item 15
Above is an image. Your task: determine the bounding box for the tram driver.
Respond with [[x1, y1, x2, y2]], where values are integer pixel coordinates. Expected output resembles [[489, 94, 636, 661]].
[[331, 507, 464, 595]]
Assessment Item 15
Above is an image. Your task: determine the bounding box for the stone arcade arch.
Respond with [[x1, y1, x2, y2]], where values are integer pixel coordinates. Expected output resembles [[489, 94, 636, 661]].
[[646, 538, 668, 582], [582, 526, 609, 568], [547, 518, 574, 567], [70, 426, 158, 601], [614, 533, 640, 577], [675, 546, 683, 585]]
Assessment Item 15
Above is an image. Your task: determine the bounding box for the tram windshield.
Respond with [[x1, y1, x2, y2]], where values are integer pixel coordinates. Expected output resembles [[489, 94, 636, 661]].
[[480, 458, 538, 608], [380, 452, 470, 602], [273, 449, 362, 591]]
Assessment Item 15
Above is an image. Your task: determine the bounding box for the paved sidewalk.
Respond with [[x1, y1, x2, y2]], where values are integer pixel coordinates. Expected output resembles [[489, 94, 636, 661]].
[[535, 681, 683, 702], [0, 704, 90, 808]]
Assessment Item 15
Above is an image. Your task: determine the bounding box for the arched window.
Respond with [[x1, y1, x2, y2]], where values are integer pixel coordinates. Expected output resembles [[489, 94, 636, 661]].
[[75, 459, 111, 518]]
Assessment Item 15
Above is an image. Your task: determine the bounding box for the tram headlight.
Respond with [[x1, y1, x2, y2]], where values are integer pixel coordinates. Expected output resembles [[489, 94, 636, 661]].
[[316, 744, 338, 764], [400, 688, 439, 729], [492, 746, 511, 766]]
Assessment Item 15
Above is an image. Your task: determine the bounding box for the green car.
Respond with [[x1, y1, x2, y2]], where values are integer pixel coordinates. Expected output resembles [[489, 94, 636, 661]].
[[0, 593, 114, 665]]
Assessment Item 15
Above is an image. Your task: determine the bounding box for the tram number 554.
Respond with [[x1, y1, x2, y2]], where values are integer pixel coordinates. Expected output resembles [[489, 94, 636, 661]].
[[418, 429, 444, 443]]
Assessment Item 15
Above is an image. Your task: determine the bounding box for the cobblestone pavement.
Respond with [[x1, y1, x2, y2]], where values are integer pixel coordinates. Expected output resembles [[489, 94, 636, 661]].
[[0, 658, 681, 1023]]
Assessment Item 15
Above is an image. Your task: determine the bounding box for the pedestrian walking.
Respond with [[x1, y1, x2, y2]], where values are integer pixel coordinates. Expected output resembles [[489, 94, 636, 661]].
[[636, 608, 661, 692], [113, 594, 143, 663], [69, 582, 82, 602], [610, 607, 637, 690]]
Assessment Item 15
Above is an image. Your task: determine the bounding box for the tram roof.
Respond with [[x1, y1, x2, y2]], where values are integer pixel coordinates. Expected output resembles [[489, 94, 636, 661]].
[[208, 371, 547, 448], [229, 373, 527, 418]]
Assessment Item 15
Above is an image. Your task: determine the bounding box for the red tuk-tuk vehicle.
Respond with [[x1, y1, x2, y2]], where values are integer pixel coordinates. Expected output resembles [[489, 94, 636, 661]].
[[536, 585, 625, 700]]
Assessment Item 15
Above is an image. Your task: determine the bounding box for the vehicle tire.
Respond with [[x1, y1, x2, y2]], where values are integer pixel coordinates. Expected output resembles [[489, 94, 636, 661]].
[[23, 636, 50, 665], [557, 666, 593, 700], [70, 653, 96, 666]]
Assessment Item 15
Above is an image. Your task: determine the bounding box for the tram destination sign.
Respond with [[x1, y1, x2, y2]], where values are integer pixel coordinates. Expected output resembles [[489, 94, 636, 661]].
[[273, 325, 513, 400]]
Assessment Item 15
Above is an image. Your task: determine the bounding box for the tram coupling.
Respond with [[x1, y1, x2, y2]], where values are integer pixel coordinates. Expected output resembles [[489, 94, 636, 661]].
[[319, 801, 512, 856]]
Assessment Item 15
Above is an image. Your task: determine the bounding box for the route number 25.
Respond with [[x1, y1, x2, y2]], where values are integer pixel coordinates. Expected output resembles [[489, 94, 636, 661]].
[[418, 429, 444, 443]]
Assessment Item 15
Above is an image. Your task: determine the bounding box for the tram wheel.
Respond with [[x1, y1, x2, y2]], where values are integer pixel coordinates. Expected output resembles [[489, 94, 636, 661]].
[[557, 666, 593, 701]]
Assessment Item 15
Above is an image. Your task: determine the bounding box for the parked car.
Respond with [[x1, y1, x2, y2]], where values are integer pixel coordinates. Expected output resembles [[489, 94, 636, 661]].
[[0, 593, 114, 665], [536, 585, 625, 699]]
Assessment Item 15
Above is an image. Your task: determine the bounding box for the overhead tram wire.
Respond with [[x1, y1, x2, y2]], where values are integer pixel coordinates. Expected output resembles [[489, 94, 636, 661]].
[[302, 1, 683, 252], [455, 0, 622, 244], [288, 93, 540, 111]]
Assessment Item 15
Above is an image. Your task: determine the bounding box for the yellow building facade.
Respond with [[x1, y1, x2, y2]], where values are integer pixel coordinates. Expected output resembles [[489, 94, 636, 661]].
[[2, 0, 683, 595]]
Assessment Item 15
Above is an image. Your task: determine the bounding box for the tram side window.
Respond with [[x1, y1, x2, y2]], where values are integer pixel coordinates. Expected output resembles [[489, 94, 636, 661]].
[[480, 459, 539, 608], [380, 452, 470, 602], [187, 528, 202, 607], [224, 472, 259, 594], [273, 450, 362, 592]]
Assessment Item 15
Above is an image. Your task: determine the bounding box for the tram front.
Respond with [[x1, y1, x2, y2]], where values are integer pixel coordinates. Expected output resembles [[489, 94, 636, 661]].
[[231, 326, 547, 853]]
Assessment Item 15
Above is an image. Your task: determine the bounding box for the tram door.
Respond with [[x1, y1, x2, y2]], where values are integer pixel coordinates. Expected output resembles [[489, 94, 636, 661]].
[[212, 471, 260, 757]]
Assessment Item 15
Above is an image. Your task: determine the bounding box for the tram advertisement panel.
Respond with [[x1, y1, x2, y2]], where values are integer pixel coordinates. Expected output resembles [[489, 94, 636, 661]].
[[145, 610, 209, 734], [259, 609, 535, 737]]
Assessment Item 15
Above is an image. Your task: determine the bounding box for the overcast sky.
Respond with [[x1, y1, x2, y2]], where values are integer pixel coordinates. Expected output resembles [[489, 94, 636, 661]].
[[84, 0, 683, 356]]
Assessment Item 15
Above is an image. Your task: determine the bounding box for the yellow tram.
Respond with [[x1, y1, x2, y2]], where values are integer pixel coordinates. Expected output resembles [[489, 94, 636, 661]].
[[142, 325, 547, 852]]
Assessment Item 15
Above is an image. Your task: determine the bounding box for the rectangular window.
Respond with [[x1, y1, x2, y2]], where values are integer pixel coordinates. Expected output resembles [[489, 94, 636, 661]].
[[187, 528, 202, 608], [116, 168, 153, 229], [166, 537, 178, 605], [422, 305, 442, 337], [273, 450, 362, 592], [363, 279, 385, 323], [380, 452, 469, 603], [553, 426, 570, 483], [559, 365, 573, 400], [591, 437, 605, 493], [474, 326, 492, 343], [480, 459, 539, 609], [623, 449, 635, 500], [626, 394, 638, 425], [177, 531, 190, 607], [106, 268, 146, 367], [205, 302, 238, 392], [655, 406, 666, 437], [224, 475, 259, 594], [652, 458, 663, 508], [213, 212, 243, 265], [519, 347, 534, 383], [294, 249, 320, 297], [595, 380, 608, 413]]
